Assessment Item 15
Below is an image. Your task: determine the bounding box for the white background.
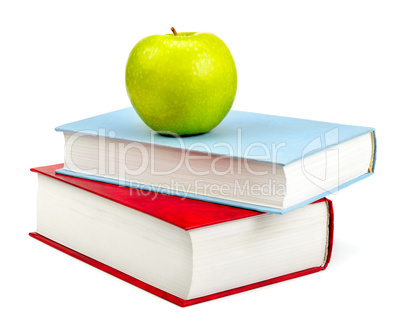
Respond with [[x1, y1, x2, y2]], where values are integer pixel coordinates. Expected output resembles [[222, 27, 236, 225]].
[[1, 1, 401, 322]]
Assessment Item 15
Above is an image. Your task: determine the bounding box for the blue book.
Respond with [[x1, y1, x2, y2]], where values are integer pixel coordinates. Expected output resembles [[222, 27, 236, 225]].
[[55, 107, 376, 214]]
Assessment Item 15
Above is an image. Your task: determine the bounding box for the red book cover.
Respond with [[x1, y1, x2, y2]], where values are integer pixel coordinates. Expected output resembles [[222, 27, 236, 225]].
[[30, 164, 334, 307]]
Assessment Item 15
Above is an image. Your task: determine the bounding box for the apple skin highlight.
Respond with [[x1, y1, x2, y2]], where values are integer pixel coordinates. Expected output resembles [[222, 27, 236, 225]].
[[125, 30, 237, 136]]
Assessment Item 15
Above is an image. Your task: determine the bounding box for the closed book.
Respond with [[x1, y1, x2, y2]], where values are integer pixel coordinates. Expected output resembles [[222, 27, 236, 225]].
[[30, 164, 334, 307], [55, 107, 375, 214]]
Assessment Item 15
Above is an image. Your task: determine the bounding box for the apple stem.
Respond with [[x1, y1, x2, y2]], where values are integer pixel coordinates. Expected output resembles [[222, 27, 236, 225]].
[[171, 27, 178, 36]]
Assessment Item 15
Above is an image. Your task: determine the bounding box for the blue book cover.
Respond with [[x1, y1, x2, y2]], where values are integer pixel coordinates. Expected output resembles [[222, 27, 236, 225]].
[[55, 107, 376, 214]]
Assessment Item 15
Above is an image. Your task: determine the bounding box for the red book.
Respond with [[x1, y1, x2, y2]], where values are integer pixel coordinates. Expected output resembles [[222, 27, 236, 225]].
[[30, 164, 334, 307]]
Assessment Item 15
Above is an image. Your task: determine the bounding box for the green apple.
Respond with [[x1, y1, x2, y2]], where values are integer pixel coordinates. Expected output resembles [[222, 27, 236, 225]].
[[125, 28, 237, 136]]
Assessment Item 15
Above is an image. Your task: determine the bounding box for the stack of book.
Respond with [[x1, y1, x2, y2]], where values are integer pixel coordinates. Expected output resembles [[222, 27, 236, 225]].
[[30, 108, 376, 306]]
